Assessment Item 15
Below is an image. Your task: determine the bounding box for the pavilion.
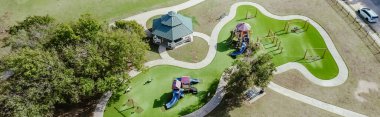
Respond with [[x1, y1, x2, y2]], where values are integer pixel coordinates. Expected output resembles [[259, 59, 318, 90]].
[[152, 11, 193, 49]]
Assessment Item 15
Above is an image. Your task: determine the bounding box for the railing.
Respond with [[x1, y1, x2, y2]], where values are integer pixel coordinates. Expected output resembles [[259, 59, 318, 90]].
[[326, 0, 380, 62], [169, 38, 190, 49]]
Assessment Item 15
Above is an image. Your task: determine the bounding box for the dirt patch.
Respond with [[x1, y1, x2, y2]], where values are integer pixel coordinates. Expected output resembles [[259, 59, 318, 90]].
[[354, 80, 379, 102], [208, 89, 338, 117]]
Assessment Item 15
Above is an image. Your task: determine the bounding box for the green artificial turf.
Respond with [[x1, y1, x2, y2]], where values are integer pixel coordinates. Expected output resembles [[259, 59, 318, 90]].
[[104, 4, 340, 117], [0, 0, 186, 25], [104, 28, 235, 117], [223, 5, 339, 79]]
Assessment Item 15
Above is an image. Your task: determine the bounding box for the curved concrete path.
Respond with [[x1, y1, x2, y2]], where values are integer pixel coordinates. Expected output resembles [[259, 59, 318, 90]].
[[95, 1, 359, 117], [146, 32, 215, 69], [120, 0, 205, 29]]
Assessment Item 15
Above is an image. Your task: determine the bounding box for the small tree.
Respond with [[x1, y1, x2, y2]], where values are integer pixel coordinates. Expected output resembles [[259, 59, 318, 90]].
[[225, 49, 276, 97], [5, 15, 54, 50], [250, 53, 276, 87]]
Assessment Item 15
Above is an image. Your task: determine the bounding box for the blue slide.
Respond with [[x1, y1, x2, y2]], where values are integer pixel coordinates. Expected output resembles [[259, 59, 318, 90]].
[[165, 90, 183, 109], [230, 42, 247, 57]]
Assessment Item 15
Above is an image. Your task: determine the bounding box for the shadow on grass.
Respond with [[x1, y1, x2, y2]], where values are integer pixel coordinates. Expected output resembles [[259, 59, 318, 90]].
[[147, 40, 160, 54], [205, 92, 245, 117], [153, 92, 172, 108], [217, 31, 235, 52], [114, 107, 127, 117], [178, 79, 220, 116], [206, 77, 249, 117]]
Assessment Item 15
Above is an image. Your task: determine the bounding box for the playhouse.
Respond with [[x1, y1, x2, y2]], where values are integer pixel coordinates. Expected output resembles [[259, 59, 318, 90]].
[[165, 76, 200, 109], [230, 22, 252, 57]]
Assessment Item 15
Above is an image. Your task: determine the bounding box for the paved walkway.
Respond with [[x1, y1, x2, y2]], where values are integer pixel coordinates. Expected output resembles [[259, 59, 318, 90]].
[[95, 1, 361, 117], [118, 0, 205, 29]]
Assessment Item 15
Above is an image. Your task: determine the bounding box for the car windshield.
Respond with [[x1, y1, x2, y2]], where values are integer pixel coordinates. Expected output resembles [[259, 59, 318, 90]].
[[363, 8, 379, 18]]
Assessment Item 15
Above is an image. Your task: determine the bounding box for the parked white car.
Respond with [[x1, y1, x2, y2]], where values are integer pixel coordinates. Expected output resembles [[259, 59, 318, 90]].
[[358, 8, 379, 23]]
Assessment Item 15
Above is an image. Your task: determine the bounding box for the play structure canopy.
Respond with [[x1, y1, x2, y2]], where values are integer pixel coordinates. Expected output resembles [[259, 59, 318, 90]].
[[181, 76, 190, 85], [236, 22, 251, 32]]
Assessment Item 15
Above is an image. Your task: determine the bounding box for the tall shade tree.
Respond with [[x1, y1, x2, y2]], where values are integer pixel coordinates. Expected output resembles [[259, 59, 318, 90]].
[[0, 15, 149, 116], [0, 48, 75, 116], [226, 47, 276, 97]]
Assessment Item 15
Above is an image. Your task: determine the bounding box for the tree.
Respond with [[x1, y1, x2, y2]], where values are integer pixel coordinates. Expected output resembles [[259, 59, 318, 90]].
[[0, 14, 149, 116], [225, 49, 276, 97], [0, 48, 75, 116], [114, 20, 146, 40], [5, 15, 54, 50], [8, 15, 54, 35], [251, 53, 276, 87], [72, 14, 101, 40]]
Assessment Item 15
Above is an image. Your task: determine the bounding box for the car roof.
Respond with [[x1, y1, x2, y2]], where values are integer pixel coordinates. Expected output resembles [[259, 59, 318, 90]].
[[362, 8, 378, 17]]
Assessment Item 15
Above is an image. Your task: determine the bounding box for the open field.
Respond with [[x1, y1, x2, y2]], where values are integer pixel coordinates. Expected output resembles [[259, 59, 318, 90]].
[[0, 0, 187, 26], [208, 89, 338, 117]]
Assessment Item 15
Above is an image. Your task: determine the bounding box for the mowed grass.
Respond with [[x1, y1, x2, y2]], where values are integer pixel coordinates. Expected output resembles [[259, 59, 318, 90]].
[[221, 5, 339, 79], [104, 27, 235, 117], [168, 37, 209, 63], [0, 0, 186, 25]]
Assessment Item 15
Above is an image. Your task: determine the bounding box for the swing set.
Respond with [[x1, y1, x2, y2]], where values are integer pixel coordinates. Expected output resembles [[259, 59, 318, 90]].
[[283, 20, 310, 33]]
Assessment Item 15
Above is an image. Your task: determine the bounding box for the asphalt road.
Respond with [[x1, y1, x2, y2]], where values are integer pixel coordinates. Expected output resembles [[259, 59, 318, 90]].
[[347, 0, 380, 34]]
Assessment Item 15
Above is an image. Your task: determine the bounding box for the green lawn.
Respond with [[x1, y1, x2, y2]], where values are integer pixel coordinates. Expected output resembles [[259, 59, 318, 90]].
[[0, 0, 186, 25], [168, 37, 209, 63], [104, 26, 235, 117], [220, 5, 339, 79], [104, 4, 340, 117]]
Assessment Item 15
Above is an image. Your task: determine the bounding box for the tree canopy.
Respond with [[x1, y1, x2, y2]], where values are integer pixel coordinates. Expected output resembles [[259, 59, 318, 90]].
[[0, 15, 149, 116], [114, 20, 146, 41], [226, 44, 276, 97]]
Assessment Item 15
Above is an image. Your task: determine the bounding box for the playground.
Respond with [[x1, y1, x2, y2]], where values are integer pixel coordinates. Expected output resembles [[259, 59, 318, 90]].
[[104, 2, 343, 117], [220, 5, 339, 79]]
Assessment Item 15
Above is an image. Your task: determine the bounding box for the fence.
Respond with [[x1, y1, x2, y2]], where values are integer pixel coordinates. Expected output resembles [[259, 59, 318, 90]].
[[326, 0, 380, 62]]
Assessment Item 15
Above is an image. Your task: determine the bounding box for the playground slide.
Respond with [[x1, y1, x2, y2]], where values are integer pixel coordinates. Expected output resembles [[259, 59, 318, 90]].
[[165, 90, 183, 109], [230, 42, 247, 57], [190, 78, 200, 84]]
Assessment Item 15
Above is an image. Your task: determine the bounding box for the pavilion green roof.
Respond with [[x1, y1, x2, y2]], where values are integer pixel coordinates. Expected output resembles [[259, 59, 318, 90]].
[[152, 11, 193, 41]]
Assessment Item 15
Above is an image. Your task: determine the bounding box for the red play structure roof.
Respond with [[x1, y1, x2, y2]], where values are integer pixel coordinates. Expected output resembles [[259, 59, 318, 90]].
[[181, 76, 190, 85]]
